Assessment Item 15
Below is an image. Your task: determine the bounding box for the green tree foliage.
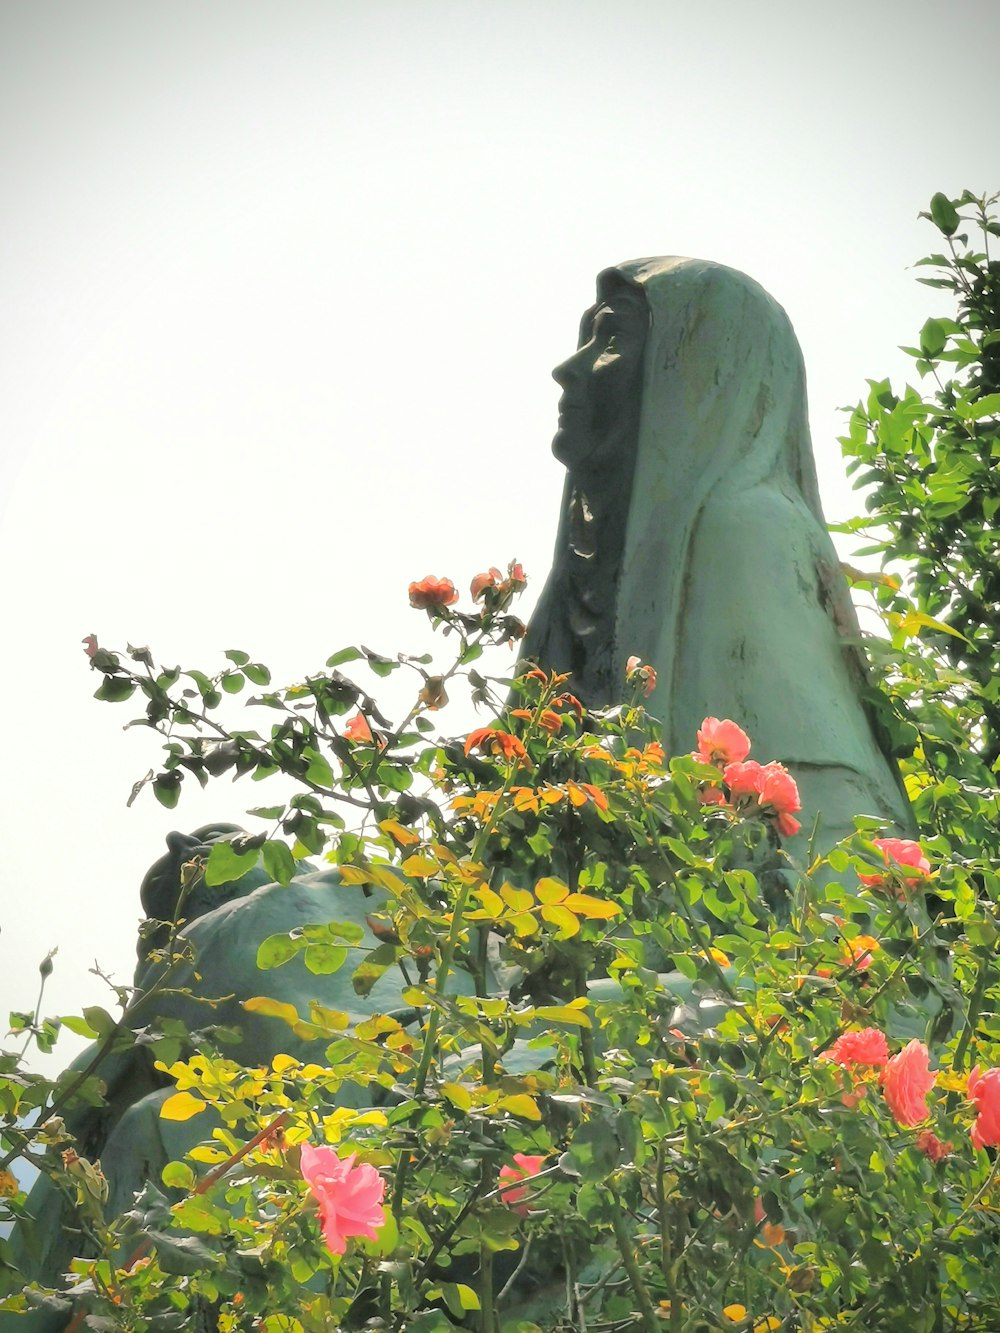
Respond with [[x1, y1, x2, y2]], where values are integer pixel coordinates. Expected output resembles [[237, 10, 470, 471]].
[[837, 190, 1000, 860]]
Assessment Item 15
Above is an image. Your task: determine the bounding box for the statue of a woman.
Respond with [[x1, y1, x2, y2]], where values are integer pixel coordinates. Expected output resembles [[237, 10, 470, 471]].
[[524, 257, 913, 852]]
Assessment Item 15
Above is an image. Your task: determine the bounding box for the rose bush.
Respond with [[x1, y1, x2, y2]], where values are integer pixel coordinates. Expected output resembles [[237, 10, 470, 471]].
[[2, 192, 1000, 1331]]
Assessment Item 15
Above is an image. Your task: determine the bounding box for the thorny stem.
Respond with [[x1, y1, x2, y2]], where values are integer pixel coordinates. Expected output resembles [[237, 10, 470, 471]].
[[606, 1190, 661, 1333]]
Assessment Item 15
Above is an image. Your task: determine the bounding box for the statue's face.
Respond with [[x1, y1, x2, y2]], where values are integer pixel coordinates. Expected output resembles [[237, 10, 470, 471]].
[[551, 279, 648, 470]]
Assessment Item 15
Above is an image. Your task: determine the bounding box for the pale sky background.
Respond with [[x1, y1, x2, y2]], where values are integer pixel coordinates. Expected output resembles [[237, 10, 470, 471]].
[[1, 0, 996, 1069]]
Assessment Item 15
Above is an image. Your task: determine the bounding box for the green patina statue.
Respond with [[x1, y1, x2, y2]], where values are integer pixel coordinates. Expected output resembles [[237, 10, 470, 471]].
[[524, 256, 914, 854]]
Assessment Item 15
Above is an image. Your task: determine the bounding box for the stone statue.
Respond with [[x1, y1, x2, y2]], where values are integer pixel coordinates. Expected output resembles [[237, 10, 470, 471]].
[[524, 256, 914, 853]]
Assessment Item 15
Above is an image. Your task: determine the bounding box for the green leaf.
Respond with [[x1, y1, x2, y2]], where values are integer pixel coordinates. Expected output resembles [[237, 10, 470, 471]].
[[244, 662, 271, 686], [262, 839, 296, 886], [929, 192, 960, 237], [325, 647, 362, 668], [94, 676, 136, 703], [302, 943, 348, 975], [256, 933, 303, 969], [204, 839, 260, 887], [225, 649, 250, 666], [161, 1161, 196, 1191], [221, 672, 244, 694], [919, 317, 947, 358], [82, 1006, 118, 1040], [153, 773, 182, 808]]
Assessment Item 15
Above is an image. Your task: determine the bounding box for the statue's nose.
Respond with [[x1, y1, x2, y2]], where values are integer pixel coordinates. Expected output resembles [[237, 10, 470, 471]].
[[552, 348, 584, 389]]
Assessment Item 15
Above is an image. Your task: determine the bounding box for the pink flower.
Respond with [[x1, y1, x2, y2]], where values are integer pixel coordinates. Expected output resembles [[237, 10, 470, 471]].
[[723, 759, 764, 797], [300, 1142, 386, 1255], [82, 634, 98, 659], [694, 717, 751, 767], [826, 1027, 889, 1069], [498, 1153, 546, 1215], [915, 1129, 951, 1162], [881, 1040, 935, 1128], [722, 760, 801, 838], [625, 656, 657, 697], [858, 838, 931, 890], [968, 1066, 1000, 1150]]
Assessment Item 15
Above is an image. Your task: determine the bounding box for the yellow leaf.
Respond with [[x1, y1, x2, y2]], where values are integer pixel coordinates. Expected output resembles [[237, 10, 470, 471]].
[[499, 883, 534, 913], [563, 893, 621, 919], [401, 853, 441, 878], [188, 1145, 230, 1164], [540, 786, 565, 805], [534, 1004, 592, 1029], [512, 787, 539, 814], [337, 864, 373, 886], [723, 1305, 747, 1323], [499, 1093, 541, 1121], [244, 996, 302, 1027], [892, 609, 970, 643], [540, 903, 580, 938], [441, 1082, 474, 1111], [754, 1320, 782, 1332], [160, 1091, 208, 1122], [566, 780, 589, 806], [379, 819, 420, 846], [534, 876, 568, 904], [474, 886, 504, 918], [510, 911, 539, 938], [271, 1054, 299, 1075]]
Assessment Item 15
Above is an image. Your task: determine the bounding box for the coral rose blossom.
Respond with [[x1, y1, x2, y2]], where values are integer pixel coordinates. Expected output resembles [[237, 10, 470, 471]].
[[722, 760, 801, 837], [881, 1040, 935, 1128], [408, 575, 459, 610], [967, 1065, 1000, 1150], [858, 837, 931, 889], [694, 717, 751, 767], [826, 1027, 889, 1069], [498, 1153, 546, 1215], [300, 1143, 386, 1255]]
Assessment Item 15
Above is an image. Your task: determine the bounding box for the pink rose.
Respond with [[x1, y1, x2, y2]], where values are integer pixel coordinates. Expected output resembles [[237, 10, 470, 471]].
[[722, 759, 801, 838], [498, 1152, 546, 1215], [968, 1065, 1000, 1150], [826, 1027, 889, 1069], [300, 1142, 386, 1255], [694, 717, 751, 767], [723, 759, 764, 797], [858, 838, 930, 889], [881, 1040, 935, 1128]]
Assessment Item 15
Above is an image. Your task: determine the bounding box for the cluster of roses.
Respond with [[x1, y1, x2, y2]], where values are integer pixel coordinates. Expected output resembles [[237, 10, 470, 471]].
[[823, 1028, 1000, 1158], [407, 560, 527, 615], [298, 1143, 547, 1256], [693, 716, 802, 838]]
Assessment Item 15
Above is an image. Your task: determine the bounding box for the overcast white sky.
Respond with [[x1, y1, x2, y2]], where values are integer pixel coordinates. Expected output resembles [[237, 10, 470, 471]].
[[1, 0, 996, 1065]]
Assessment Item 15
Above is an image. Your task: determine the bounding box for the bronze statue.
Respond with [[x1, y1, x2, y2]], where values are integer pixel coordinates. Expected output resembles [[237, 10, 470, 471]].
[[525, 256, 914, 853]]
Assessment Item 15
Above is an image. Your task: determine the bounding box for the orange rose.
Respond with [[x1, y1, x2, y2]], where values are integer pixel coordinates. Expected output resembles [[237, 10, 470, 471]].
[[408, 575, 459, 610]]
